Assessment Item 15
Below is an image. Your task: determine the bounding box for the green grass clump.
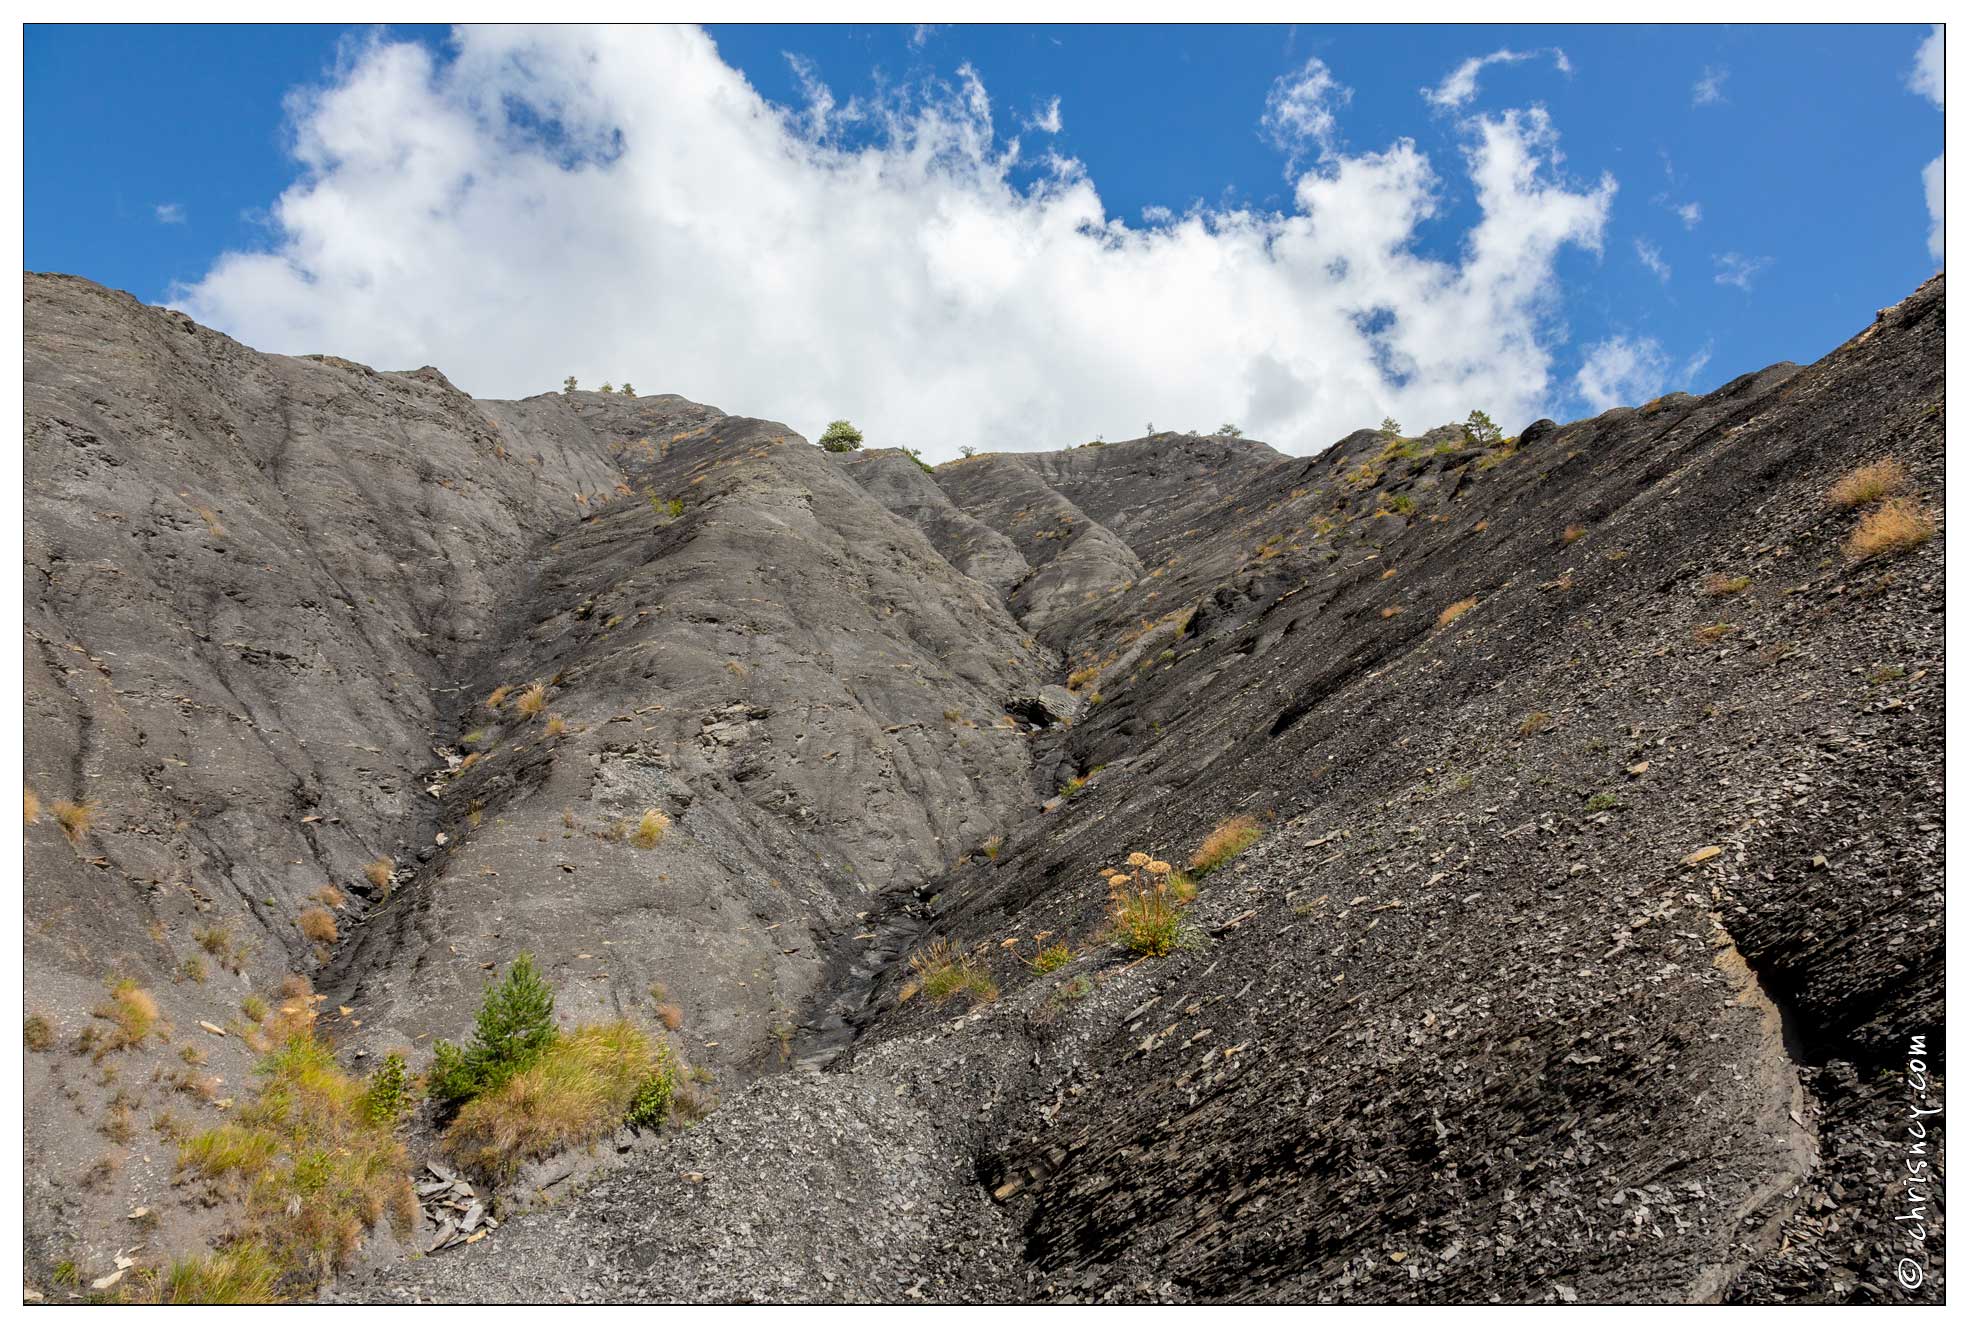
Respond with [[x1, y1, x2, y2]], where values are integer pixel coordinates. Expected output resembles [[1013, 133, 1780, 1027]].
[[159, 1242, 281, 1304], [1584, 792, 1620, 813], [175, 1034, 415, 1295], [1027, 943, 1073, 974], [443, 1022, 677, 1178], [904, 939, 998, 1007]]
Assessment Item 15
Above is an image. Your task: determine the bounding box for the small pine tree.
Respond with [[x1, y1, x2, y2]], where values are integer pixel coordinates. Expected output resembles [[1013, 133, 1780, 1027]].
[[1379, 416, 1402, 436], [1464, 409, 1502, 446], [361, 1052, 409, 1126], [600, 382, 615, 394], [563, 376, 577, 394], [959, 445, 977, 459], [620, 383, 637, 398], [818, 420, 864, 452], [1214, 423, 1244, 437], [429, 953, 558, 1108]]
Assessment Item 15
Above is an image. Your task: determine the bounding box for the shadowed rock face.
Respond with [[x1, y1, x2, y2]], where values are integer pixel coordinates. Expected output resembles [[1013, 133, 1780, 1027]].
[[23, 271, 1944, 1305]]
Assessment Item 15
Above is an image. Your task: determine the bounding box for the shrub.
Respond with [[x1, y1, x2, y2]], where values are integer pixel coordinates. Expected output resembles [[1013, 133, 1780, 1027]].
[[1436, 597, 1478, 629], [444, 1022, 676, 1177], [818, 420, 864, 453], [1190, 815, 1262, 876], [1826, 457, 1909, 509], [52, 798, 93, 842], [297, 907, 337, 945], [25, 1012, 53, 1051], [1107, 856, 1185, 956], [514, 682, 548, 717], [1845, 499, 1936, 562], [428, 953, 558, 1110], [175, 1034, 414, 1293], [1704, 573, 1751, 596], [630, 808, 670, 848], [905, 939, 997, 1007]]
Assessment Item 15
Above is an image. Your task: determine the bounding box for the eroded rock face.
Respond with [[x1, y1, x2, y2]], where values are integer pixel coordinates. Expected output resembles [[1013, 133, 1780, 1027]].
[[23, 272, 1945, 1305]]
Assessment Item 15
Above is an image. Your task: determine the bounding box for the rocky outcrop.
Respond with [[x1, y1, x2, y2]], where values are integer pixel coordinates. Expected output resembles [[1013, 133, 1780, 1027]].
[[23, 271, 1945, 1305]]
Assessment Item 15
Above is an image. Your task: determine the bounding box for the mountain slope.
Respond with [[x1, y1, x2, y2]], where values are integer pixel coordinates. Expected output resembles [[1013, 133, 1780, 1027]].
[[22, 271, 1944, 1305]]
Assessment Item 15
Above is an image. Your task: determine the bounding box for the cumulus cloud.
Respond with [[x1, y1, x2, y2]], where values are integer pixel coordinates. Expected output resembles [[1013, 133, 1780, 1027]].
[[1909, 24, 1943, 107], [154, 202, 186, 224], [1575, 335, 1669, 414], [1673, 200, 1702, 229], [1693, 66, 1728, 106], [1923, 155, 1944, 261], [174, 26, 1616, 460], [1634, 237, 1670, 283], [1713, 253, 1771, 290], [1423, 48, 1570, 109], [1909, 26, 1943, 263], [1262, 56, 1350, 162]]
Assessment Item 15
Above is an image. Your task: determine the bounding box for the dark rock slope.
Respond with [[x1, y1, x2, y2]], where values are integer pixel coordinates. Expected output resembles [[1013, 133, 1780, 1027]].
[[23, 271, 1944, 1305]]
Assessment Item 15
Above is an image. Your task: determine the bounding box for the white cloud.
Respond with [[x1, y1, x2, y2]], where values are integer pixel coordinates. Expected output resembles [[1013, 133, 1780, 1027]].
[[1714, 252, 1771, 290], [1909, 27, 1943, 264], [1423, 48, 1569, 109], [1576, 335, 1670, 414], [154, 202, 186, 224], [1681, 341, 1713, 387], [1673, 200, 1702, 229], [1634, 237, 1670, 283], [1692, 65, 1728, 106], [1909, 24, 1943, 107], [174, 26, 1616, 461], [1027, 95, 1062, 135], [1262, 56, 1350, 162], [1923, 154, 1944, 261], [910, 24, 939, 50]]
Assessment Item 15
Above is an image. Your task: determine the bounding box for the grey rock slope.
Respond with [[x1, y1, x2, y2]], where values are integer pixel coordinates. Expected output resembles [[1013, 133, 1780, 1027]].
[[24, 271, 1944, 1305]]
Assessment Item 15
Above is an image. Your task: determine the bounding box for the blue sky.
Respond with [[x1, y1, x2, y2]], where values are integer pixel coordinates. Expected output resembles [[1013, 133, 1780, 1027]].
[[23, 23, 1945, 457]]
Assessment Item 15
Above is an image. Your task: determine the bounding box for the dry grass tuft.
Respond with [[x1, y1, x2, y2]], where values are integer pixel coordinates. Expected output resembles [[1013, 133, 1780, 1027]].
[[654, 1003, 684, 1031], [1845, 498, 1936, 562], [1692, 622, 1735, 643], [52, 798, 94, 843], [1518, 711, 1552, 737], [297, 907, 338, 945], [1190, 815, 1263, 877], [1436, 597, 1478, 630], [1825, 457, 1910, 509], [543, 714, 567, 738], [363, 859, 394, 893], [443, 1021, 677, 1180], [25, 788, 41, 825], [1379, 605, 1404, 619], [314, 884, 346, 909], [630, 808, 670, 849], [25, 1012, 54, 1051], [484, 684, 512, 710], [159, 1242, 282, 1304], [514, 682, 548, 718], [1703, 573, 1751, 596], [90, 980, 161, 1055], [1561, 524, 1588, 544]]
